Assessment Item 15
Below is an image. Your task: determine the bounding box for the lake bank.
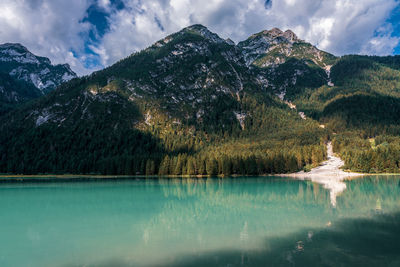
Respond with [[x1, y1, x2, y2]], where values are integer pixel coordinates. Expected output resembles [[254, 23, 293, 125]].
[[281, 142, 364, 206], [1, 144, 398, 182], [282, 142, 363, 179]]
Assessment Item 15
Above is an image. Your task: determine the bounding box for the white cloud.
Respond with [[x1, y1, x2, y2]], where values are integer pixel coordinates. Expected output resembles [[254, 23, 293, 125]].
[[94, 0, 399, 66], [0, 0, 398, 75], [0, 0, 96, 75], [361, 34, 400, 55]]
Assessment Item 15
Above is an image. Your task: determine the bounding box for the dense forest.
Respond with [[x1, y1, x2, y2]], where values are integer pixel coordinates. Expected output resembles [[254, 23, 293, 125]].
[[1, 26, 400, 176], [0, 73, 40, 116], [290, 55, 400, 173], [0, 79, 327, 175]]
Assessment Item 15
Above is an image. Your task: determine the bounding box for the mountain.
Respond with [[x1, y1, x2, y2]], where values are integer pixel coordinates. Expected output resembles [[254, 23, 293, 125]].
[[286, 54, 400, 173], [1, 24, 399, 175], [0, 72, 40, 115], [0, 43, 77, 114], [238, 28, 337, 99], [238, 28, 336, 68], [290, 55, 400, 125], [98, 24, 258, 131], [239, 29, 400, 173], [0, 25, 326, 175]]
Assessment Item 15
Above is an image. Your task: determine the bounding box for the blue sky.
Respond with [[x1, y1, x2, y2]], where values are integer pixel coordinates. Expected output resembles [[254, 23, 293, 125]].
[[388, 5, 400, 54], [0, 0, 399, 75], [79, 1, 125, 69]]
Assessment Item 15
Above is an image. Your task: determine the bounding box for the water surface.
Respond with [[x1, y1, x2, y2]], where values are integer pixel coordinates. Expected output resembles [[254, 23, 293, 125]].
[[0, 176, 399, 266]]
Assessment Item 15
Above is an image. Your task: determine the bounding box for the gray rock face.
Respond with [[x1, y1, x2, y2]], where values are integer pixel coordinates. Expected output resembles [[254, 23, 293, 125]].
[[237, 27, 336, 69], [237, 28, 302, 66], [0, 43, 77, 115], [18, 24, 257, 129], [236, 27, 336, 100], [0, 25, 335, 119], [0, 43, 77, 94], [282, 30, 298, 42]]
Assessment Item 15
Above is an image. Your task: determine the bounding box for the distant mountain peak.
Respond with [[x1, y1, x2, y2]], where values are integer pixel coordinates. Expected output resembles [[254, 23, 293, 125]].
[[282, 29, 298, 42], [181, 24, 225, 43], [0, 43, 30, 52], [238, 27, 334, 67], [263, 27, 283, 36], [257, 28, 300, 42], [0, 43, 40, 62], [0, 43, 77, 94], [185, 24, 209, 31]]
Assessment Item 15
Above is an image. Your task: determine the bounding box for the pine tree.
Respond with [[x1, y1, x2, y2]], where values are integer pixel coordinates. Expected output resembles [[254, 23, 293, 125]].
[[221, 155, 232, 176], [197, 157, 206, 175], [206, 158, 218, 176], [174, 155, 183, 175], [158, 155, 170, 175], [186, 157, 196, 175], [145, 159, 155, 175]]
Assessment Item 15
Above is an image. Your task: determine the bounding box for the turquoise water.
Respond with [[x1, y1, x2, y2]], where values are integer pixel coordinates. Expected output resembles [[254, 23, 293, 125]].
[[0, 176, 400, 266]]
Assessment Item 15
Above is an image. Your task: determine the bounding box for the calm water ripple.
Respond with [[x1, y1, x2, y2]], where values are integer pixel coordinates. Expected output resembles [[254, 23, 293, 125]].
[[0, 176, 399, 266]]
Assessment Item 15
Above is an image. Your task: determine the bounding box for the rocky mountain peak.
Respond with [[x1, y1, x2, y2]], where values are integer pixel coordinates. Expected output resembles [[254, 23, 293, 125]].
[[282, 30, 298, 42], [238, 27, 301, 53], [0, 43, 49, 65], [0, 42, 77, 94], [182, 24, 225, 43], [0, 43, 30, 53], [238, 27, 333, 68], [263, 27, 283, 37], [185, 24, 209, 31], [225, 38, 235, 45], [259, 28, 299, 42]]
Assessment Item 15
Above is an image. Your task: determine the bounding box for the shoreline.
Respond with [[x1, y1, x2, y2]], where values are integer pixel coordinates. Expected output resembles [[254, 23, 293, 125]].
[[0, 173, 398, 180], [281, 142, 363, 206], [0, 144, 398, 182], [281, 142, 364, 179]]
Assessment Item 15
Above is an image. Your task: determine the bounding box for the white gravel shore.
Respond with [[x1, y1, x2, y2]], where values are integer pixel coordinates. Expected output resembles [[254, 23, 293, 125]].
[[283, 142, 363, 206]]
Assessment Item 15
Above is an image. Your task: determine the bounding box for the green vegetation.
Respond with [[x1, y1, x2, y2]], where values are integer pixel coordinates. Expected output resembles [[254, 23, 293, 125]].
[[0, 29, 328, 176], [289, 55, 400, 173], [0, 77, 327, 175], [0, 73, 41, 115], [1, 26, 399, 175]]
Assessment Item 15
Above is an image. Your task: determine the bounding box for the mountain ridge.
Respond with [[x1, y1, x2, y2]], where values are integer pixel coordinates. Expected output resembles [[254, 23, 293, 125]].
[[0, 43, 77, 115], [1, 24, 400, 175], [0, 43, 77, 92]]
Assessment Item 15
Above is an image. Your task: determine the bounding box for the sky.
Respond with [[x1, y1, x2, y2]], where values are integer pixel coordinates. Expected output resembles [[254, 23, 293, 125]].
[[0, 0, 399, 76]]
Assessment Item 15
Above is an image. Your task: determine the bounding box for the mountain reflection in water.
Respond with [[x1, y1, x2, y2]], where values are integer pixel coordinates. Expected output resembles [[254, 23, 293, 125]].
[[0, 176, 399, 266]]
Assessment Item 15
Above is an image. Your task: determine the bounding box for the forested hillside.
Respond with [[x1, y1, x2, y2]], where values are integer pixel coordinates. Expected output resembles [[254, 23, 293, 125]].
[[290, 55, 400, 173], [1, 25, 399, 175], [0, 25, 327, 175]]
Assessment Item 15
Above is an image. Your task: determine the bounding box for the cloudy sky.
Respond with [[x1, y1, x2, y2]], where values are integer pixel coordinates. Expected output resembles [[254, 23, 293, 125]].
[[0, 0, 399, 75]]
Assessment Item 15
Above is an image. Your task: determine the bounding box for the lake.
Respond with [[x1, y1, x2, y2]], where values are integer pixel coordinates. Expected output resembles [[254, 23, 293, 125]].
[[1, 176, 400, 266]]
